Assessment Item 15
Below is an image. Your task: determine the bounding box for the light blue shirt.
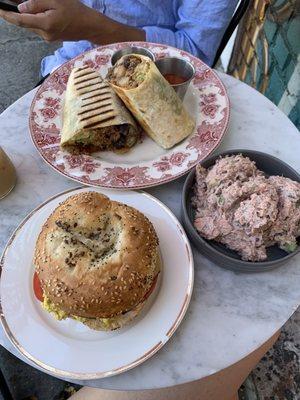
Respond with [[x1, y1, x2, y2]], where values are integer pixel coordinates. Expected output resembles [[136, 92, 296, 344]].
[[41, 0, 238, 76]]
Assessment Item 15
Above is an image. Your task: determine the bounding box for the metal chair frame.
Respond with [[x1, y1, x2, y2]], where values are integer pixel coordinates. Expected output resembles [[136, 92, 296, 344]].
[[212, 0, 251, 68]]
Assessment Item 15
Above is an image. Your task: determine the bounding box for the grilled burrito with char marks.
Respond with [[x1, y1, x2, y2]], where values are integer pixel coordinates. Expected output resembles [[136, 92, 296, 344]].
[[107, 54, 195, 149], [60, 66, 140, 153]]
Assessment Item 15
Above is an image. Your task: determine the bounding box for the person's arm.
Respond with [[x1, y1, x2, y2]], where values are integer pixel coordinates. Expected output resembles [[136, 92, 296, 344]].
[[143, 0, 239, 66], [81, 12, 146, 44], [0, 0, 145, 42]]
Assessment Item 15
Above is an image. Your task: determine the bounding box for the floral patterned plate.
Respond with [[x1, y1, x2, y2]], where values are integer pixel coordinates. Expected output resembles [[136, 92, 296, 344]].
[[29, 42, 230, 189]]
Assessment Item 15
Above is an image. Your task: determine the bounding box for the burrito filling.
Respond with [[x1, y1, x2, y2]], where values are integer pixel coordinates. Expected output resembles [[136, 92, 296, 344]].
[[107, 55, 150, 89], [64, 124, 139, 153]]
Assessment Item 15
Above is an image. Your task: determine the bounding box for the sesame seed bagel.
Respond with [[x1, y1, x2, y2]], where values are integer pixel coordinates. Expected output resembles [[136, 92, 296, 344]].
[[34, 191, 160, 320]]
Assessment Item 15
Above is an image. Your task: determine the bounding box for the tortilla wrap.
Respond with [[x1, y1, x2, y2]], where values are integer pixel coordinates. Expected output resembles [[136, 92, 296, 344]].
[[61, 66, 139, 152], [107, 54, 195, 149]]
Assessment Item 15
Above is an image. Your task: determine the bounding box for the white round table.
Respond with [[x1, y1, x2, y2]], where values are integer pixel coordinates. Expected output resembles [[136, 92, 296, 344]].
[[0, 73, 299, 394]]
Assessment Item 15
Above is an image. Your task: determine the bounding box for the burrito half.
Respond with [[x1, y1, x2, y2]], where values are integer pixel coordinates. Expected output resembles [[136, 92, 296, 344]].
[[107, 54, 195, 149], [61, 66, 140, 152]]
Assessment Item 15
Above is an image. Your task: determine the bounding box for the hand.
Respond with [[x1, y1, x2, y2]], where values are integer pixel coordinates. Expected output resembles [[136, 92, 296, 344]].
[[0, 0, 101, 41]]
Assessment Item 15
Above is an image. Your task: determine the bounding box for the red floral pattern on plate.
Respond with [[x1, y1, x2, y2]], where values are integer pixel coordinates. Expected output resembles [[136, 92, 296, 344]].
[[153, 152, 189, 172], [29, 42, 230, 189], [201, 103, 220, 118], [44, 97, 60, 109], [193, 68, 212, 84], [153, 157, 171, 172], [45, 64, 74, 95], [64, 154, 101, 173], [101, 167, 151, 187], [30, 113, 60, 146], [200, 92, 221, 119], [83, 59, 98, 69], [170, 152, 189, 166], [187, 123, 220, 157], [201, 93, 216, 104], [41, 107, 58, 122], [95, 54, 111, 65]]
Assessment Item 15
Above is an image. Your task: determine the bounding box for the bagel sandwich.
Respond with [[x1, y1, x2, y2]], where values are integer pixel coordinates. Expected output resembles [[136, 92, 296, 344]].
[[33, 192, 161, 331]]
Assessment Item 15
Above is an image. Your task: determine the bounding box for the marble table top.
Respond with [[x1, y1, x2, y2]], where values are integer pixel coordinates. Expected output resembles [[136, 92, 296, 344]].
[[0, 72, 299, 390]]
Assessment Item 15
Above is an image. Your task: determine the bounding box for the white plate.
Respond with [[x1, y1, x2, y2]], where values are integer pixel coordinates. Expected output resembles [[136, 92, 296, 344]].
[[0, 187, 194, 379]]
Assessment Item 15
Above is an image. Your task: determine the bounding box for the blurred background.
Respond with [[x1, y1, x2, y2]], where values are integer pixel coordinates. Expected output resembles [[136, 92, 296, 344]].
[[0, 0, 299, 399]]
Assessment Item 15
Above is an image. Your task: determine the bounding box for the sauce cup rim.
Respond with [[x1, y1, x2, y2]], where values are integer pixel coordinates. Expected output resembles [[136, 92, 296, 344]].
[[155, 57, 195, 87]]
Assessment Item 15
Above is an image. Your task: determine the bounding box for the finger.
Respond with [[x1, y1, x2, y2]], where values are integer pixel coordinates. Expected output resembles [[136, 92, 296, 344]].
[[28, 27, 43, 36], [18, 0, 55, 14], [28, 26, 58, 42], [28, 27, 52, 41], [0, 10, 45, 29]]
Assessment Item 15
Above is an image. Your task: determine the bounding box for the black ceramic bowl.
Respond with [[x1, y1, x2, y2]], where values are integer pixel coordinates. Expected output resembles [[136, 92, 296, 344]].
[[182, 149, 300, 273]]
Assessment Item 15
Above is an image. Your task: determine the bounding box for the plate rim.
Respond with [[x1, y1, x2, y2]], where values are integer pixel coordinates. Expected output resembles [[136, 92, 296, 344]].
[[29, 41, 230, 190], [0, 186, 194, 380]]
